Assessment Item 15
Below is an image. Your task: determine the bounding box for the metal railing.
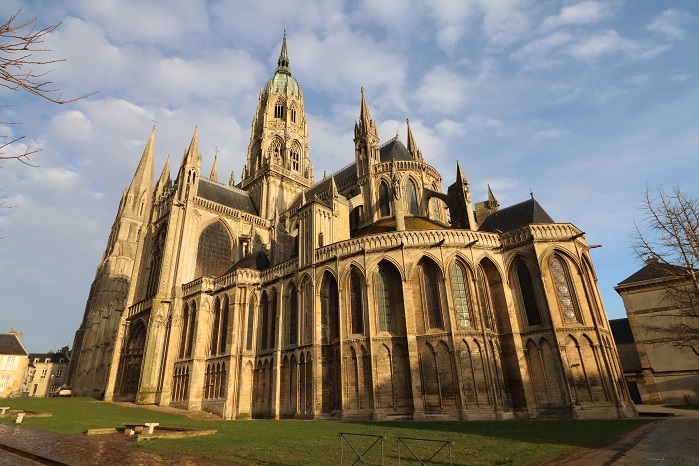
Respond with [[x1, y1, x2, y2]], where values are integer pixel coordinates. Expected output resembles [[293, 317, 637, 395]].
[[339, 432, 386, 466], [396, 437, 453, 465]]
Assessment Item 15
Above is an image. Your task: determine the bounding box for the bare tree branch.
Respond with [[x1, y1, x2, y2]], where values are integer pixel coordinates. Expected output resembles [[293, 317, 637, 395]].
[[632, 185, 699, 359], [0, 8, 96, 208]]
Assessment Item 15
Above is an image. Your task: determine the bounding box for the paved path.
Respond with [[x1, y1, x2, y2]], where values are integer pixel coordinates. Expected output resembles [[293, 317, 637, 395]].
[[0, 423, 238, 466]]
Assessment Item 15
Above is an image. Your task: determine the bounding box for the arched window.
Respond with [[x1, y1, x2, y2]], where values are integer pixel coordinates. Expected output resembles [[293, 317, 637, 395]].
[[516, 259, 542, 326], [377, 268, 392, 331], [406, 179, 419, 215], [246, 298, 255, 351], [421, 260, 443, 329], [320, 272, 339, 344], [551, 255, 582, 324], [195, 222, 232, 278], [290, 105, 297, 123], [349, 268, 364, 334], [451, 262, 472, 328], [219, 295, 229, 354], [260, 293, 269, 350], [274, 100, 284, 119], [289, 284, 298, 345], [186, 302, 196, 357], [303, 280, 313, 344], [379, 181, 391, 217], [211, 299, 221, 356], [179, 304, 189, 359], [290, 148, 300, 171], [146, 226, 168, 297], [431, 183, 440, 218]]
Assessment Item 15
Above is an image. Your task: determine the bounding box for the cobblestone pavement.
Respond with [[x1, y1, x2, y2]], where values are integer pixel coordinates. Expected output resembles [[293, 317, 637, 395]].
[[542, 405, 699, 466], [0, 423, 239, 466]]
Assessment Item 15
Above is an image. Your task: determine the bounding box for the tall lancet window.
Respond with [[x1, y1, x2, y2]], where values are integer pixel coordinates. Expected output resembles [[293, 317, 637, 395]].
[[451, 262, 472, 328], [379, 181, 391, 217], [421, 260, 443, 329], [349, 268, 364, 335], [406, 179, 419, 215], [516, 259, 542, 326], [551, 255, 582, 324], [289, 283, 298, 345], [274, 99, 284, 119]]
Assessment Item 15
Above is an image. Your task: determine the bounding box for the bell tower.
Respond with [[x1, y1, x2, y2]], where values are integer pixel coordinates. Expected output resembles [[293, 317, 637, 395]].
[[240, 27, 313, 220]]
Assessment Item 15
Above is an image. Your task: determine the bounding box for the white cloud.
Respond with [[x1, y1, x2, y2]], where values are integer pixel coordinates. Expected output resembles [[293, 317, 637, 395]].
[[647, 9, 693, 41], [511, 31, 574, 68], [532, 128, 568, 141], [416, 66, 468, 114], [565, 30, 667, 60], [541, 1, 613, 31]]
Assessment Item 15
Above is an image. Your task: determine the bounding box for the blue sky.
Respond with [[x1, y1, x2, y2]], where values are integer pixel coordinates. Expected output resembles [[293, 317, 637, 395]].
[[1, 1, 697, 352]]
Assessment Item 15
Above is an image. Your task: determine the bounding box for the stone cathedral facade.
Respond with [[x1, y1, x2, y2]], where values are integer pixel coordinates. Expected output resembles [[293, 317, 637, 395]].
[[69, 33, 636, 421]]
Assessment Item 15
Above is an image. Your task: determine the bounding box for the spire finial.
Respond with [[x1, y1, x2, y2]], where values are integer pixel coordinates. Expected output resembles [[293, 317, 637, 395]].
[[276, 19, 291, 75]]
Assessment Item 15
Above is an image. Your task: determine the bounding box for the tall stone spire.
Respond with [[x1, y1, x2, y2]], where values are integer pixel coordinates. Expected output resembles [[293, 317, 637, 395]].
[[406, 118, 423, 162], [210, 155, 218, 182], [357, 87, 376, 135], [487, 184, 500, 210], [182, 127, 199, 166], [127, 127, 155, 211], [155, 154, 171, 196], [276, 23, 290, 75], [448, 161, 476, 230]]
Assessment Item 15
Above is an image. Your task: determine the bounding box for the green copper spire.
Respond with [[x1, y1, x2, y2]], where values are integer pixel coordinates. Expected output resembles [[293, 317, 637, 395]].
[[276, 23, 291, 75]]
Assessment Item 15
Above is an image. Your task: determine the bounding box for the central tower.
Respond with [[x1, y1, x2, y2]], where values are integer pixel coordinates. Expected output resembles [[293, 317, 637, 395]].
[[240, 27, 313, 220]]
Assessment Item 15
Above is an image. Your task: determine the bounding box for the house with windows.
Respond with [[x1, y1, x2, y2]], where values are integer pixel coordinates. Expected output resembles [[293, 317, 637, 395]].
[[27, 352, 70, 397], [69, 31, 635, 421], [0, 330, 29, 399]]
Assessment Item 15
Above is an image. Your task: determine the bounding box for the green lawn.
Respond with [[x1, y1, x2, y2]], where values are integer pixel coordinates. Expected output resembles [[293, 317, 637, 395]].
[[1, 398, 650, 465]]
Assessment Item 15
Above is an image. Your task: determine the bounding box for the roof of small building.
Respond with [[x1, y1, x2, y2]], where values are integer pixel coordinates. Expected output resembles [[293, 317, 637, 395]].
[[609, 318, 635, 344], [0, 334, 28, 356], [617, 260, 689, 286], [478, 198, 555, 233], [197, 178, 258, 215], [29, 353, 69, 363]]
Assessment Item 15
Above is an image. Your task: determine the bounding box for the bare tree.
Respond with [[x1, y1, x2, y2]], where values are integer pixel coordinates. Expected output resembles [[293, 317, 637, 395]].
[[1, 8, 95, 209], [632, 185, 699, 358]]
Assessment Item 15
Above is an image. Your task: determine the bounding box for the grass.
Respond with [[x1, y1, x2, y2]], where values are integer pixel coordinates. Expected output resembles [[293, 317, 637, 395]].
[[1, 398, 651, 465], [665, 403, 699, 410]]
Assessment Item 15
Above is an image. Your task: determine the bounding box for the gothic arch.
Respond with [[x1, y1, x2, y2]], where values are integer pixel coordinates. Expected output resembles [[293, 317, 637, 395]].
[[378, 178, 391, 217], [449, 258, 475, 329], [508, 255, 543, 327], [374, 259, 406, 335], [194, 220, 233, 278], [412, 256, 445, 332], [116, 320, 147, 397], [347, 266, 365, 336], [405, 177, 420, 215], [320, 271, 340, 344]]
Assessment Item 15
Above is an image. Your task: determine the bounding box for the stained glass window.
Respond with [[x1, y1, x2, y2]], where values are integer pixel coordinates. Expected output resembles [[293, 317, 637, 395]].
[[451, 263, 471, 328], [551, 255, 580, 324]]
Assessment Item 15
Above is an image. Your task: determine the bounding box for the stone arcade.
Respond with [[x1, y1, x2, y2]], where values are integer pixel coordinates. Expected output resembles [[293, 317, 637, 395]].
[[69, 32, 636, 421]]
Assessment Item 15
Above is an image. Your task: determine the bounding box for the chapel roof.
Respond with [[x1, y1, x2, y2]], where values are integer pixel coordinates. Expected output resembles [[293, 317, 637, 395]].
[[379, 137, 414, 163], [197, 178, 258, 215], [617, 260, 690, 286], [478, 198, 555, 233], [0, 334, 28, 356]]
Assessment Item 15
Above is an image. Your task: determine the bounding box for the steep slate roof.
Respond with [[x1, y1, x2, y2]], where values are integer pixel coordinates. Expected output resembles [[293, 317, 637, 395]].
[[226, 251, 270, 272], [0, 334, 28, 356], [617, 261, 690, 286], [197, 178, 258, 215], [609, 318, 635, 344], [478, 198, 555, 233], [379, 138, 413, 162]]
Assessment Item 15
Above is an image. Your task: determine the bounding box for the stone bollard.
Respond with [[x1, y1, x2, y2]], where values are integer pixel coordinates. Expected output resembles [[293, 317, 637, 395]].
[[0, 407, 9, 415], [15, 412, 25, 424]]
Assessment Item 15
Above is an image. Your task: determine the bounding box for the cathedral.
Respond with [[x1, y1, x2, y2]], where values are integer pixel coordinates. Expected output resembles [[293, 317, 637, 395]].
[[68, 32, 636, 421]]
